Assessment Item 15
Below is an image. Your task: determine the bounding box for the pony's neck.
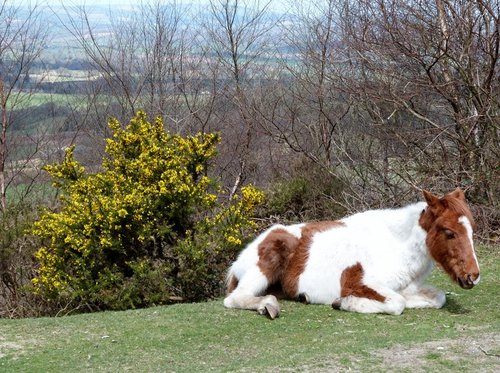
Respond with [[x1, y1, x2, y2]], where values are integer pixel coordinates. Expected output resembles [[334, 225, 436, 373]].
[[389, 202, 434, 282], [385, 202, 428, 244]]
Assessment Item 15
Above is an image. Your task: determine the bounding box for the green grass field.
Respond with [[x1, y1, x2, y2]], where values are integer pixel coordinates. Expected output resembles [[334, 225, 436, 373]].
[[1, 245, 498, 372], [9, 92, 85, 109]]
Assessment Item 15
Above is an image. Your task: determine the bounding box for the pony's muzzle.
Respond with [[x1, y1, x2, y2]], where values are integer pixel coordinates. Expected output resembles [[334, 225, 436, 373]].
[[458, 273, 480, 289]]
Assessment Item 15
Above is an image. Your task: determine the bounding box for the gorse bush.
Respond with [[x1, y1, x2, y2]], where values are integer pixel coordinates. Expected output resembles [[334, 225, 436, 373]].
[[32, 111, 264, 311]]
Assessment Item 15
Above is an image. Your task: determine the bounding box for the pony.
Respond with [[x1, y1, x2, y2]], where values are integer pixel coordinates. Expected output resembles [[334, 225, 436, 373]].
[[223, 188, 480, 318]]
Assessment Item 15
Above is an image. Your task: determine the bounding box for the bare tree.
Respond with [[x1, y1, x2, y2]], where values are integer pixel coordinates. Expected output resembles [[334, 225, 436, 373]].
[[340, 0, 500, 205], [250, 0, 381, 212], [0, 0, 49, 212], [59, 1, 188, 126], [203, 0, 278, 197], [258, 0, 352, 169], [0, 0, 61, 317]]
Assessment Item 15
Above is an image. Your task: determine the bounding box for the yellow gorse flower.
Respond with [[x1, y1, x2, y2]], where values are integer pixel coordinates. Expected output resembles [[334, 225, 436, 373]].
[[32, 111, 264, 307]]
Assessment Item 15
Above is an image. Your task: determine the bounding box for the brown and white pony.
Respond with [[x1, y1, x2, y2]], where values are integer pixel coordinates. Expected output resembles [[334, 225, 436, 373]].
[[224, 189, 480, 318]]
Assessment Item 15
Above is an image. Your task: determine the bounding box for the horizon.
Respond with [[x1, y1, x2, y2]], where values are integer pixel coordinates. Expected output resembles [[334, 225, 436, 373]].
[[41, 0, 290, 12]]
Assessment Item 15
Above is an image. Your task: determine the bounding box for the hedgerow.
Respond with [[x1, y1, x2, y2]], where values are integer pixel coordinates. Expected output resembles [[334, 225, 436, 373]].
[[31, 111, 264, 311]]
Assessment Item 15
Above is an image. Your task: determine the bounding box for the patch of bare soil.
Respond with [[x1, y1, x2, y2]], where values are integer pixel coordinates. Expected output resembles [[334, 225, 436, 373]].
[[373, 333, 500, 372], [0, 337, 24, 360], [286, 333, 500, 373]]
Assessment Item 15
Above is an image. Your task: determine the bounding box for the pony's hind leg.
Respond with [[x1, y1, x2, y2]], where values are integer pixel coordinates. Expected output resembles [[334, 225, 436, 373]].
[[223, 267, 281, 319]]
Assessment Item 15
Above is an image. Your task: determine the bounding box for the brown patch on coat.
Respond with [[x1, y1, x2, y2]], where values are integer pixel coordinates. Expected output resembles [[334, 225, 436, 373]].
[[339, 262, 386, 302], [227, 275, 238, 294], [282, 221, 344, 298], [257, 228, 300, 286], [257, 221, 345, 299]]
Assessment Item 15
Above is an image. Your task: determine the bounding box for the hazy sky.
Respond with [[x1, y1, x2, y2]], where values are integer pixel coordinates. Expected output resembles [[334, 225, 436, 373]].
[[43, 0, 290, 13]]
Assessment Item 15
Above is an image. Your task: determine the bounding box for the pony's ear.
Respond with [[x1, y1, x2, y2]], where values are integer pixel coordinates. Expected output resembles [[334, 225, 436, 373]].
[[447, 187, 465, 201], [423, 190, 440, 208]]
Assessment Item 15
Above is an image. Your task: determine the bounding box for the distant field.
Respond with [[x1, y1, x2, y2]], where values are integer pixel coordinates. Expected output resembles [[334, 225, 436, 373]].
[[0, 245, 498, 372], [5, 181, 56, 206], [21, 92, 89, 108], [30, 70, 101, 84]]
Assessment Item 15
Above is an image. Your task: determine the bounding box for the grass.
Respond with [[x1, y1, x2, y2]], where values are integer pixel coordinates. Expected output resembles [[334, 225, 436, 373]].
[[0, 245, 498, 372], [8, 92, 85, 109]]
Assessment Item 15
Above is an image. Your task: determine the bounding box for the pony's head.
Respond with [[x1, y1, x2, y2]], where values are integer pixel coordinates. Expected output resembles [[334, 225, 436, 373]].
[[419, 188, 480, 289]]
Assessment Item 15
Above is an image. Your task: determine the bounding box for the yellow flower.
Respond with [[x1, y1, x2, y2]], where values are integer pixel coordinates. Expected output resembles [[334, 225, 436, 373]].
[[226, 235, 242, 246]]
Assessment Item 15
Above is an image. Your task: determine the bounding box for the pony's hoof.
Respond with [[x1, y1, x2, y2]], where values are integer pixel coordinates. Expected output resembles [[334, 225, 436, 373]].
[[265, 303, 280, 319], [258, 302, 280, 319], [332, 298, 342, 310], [298, 293, 310, 304], [258, 295, 280, 319]]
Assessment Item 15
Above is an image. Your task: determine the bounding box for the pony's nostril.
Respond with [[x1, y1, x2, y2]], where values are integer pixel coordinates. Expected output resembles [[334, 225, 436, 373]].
[[465, 273, 480, 287], [458, 275, 476, 289]]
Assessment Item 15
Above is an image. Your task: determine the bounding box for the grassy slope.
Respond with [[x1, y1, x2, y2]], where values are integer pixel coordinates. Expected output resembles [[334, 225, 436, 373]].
[[1, 245, 498, 372]]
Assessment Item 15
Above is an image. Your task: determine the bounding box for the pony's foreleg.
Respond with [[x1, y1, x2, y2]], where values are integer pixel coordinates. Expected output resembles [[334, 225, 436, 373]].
[[333, 263, 407, 315], [401, 284, 446, 309], [332, 289, 406, 315], [223, 268, 281, 319]]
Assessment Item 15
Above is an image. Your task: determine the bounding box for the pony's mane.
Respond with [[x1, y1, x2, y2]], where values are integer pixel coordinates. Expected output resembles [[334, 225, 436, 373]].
[[442, 195, 475, 228]]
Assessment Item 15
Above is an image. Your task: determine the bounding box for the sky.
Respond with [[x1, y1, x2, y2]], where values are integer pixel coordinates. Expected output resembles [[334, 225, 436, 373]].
[[42, 0, 290, 13]]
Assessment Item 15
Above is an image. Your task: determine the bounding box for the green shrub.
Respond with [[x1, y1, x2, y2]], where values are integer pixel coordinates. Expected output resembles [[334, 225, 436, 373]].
[[31, 111, 264, 310], [0, 204, 36, 317], [266, 177, 309, 217], [265, 161, 346, 222]]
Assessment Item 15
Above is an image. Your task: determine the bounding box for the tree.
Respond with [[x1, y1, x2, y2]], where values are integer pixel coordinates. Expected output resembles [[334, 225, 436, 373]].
[[0, 0, 49, 211], [258, 0, 352, 169], [203, 0, 278, 197], [58, 0, 223, 167], [251, 0, 363, 211], [340, 0, 499, 205]]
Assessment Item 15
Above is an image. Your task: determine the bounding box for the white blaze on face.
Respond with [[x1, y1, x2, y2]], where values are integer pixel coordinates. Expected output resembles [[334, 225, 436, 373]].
[[459, 215, 480, 285]]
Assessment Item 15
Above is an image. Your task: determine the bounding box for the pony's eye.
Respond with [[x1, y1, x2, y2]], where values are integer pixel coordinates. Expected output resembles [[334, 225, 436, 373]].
[[444, 230, 456, 239]]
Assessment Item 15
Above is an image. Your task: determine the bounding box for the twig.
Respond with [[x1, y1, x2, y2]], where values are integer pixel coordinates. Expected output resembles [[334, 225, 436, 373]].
[[479, 346, 500, 358]]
